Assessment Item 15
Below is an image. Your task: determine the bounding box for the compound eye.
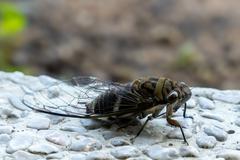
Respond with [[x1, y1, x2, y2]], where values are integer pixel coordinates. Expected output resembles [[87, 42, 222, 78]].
[[167, 91, 178, 103]]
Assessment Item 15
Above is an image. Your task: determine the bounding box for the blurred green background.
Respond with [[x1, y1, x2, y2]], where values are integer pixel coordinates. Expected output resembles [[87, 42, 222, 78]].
[[0, 0, 240, 89]]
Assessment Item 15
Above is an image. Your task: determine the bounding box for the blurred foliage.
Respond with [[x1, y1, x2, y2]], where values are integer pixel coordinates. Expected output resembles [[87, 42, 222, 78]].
[[0, 2, 30, 73], [0, 2, 26, 38], [174, 42, 200, 69]]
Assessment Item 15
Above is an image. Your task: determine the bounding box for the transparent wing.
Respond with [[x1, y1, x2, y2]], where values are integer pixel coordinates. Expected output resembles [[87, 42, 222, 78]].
[[22, 76, 144, 118]]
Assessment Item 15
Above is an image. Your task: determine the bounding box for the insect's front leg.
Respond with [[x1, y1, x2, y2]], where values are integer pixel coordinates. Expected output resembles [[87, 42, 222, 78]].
[[183, 103, 193, 119], [166, 104, 189, 145]]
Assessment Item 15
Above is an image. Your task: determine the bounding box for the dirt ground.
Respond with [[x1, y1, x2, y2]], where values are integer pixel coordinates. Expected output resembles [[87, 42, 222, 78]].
[[11, 0, 240, 89]]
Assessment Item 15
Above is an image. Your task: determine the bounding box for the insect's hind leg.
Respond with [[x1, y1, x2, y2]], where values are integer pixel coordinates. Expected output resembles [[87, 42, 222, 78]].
[[130, 115, 153, 143]]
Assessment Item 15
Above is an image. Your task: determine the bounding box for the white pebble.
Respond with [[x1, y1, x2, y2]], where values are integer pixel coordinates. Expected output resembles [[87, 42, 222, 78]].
[[186, 98, 197, 108], [213, 91, 240, 104], [144, 145, 179, 160], [28, 143, 59, 154], [111, 146, 141, 159], [0, 134, 11, 144], [86, 151, 115, 160], [80, 119, 102, 130], [12, 150, 41, 160], [191, 88, 218, 98], [0, 126, 13, 134], [70, 154, 86, 160], [6, 132, 33, 153], [204, 125, 228, 141], [46, 152, 65, 159], [27, 116, 51, 130], [110, 137, 130, 146], [217, 150, 240, 160], [167, 128, 192, 140], [70, 136, 102, 152], [201, 112, 224, 122], [198, 97, 215, 110], [46, 132, 70, 146], [179, 146, 199, 157], [38, 75, 58, 86], [196, 135, 217, 149], [60, 121, 86, 133]]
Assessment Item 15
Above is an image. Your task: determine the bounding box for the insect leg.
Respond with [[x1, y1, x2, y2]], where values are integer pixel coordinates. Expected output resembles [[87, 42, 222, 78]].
[[183, 103, 193, 119], [166, 104, 188, 145], [130, 115, 153, 143]]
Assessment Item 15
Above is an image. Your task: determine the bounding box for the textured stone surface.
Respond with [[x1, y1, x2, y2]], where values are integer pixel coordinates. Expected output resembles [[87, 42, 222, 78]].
[[0, 72, 240, 159], [198, 97, 215, 110], [26, 116, 51, 130], [196, 135, 217, 149], [144, 145, 179, 160], [45, 131, 70, 146], [28, 143, 59, 154], [110, 146, 141, 159], [6, 132, 33, 154], [216, 150, 240, 160], [179, 146, 199, 157], [70, 136, 102, 152], [204, 125, 228, 141]]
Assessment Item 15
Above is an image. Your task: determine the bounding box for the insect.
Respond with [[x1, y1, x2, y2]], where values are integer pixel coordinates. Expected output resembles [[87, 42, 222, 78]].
[[22, 76, 192, 144]]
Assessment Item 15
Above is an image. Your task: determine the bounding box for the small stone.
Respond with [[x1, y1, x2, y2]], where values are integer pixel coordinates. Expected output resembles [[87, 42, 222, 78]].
[[8, 95, 31, 111], [70, 136, 102, 152], [110, 146, 141, 159], [47, 115, 64, 125], [198, 97, 215, 110], [144, 145, 179, 160], [28, 143, 59, 154], [60, 122, 86, 133], [191, 88, 218, 98], [80, 119, 102, 130], [12, 150, 41, 160], [167, 128, 192, 140], [216, 150, 240, 160], [196, 135, 217, 149], [186, 98, 197, 108], [0, 108, 21, 119], [110, 137, 130, 146], [201, 112, 224, 122], [0, 134, 11, 144], [46, 152, 65, 159], [7, 71, 25, 84], [235, 118, 240, 127], [0, 126, 13, 134], [213, 91, 240, 104], [6, 132, 33, 153], [204, 125, 228, 141], [179, 146, 199, 157], [70, 154, 87, 160], [27, 116, 51, 130], [38, 75, 58, 86], [46, 132, 70, 146], [102, 131, 124, 140], [86, 151, 115, 160]]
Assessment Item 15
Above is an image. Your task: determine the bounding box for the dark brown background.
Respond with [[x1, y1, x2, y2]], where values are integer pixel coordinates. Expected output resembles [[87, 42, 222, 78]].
[[3, 0, 240, 89]]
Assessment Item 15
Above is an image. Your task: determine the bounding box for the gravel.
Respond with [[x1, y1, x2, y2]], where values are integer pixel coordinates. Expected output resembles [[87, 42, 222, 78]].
[[0, 72, 239, 159]]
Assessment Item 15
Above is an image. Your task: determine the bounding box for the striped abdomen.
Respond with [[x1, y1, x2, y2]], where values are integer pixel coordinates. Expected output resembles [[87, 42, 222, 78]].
[[86, 89, 119, 114]]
